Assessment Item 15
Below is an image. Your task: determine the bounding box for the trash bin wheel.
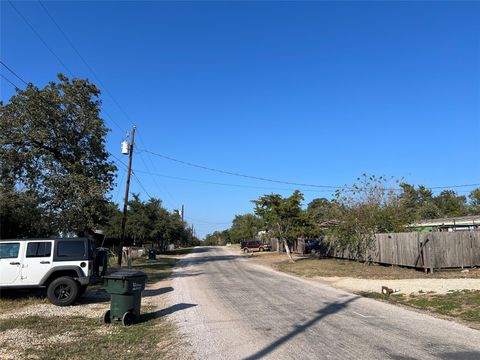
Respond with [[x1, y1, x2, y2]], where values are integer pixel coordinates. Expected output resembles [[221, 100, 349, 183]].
[[122, 311, 135, 326], [103, 310, 111, 324]]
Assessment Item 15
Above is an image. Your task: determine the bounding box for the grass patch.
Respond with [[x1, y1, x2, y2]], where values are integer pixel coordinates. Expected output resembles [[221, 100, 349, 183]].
[[275, 257, 480, 280], [0, 290, 49, 311], [358, 290, 480, 329], [132, 257, 179, 284], [1, 311, 178, 360]]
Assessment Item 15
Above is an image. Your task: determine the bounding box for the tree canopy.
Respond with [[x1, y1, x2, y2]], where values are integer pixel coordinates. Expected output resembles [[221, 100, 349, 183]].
[[0, 74, 116, 237], [103, 194, 198, 250], [252, 190, 313, 261]]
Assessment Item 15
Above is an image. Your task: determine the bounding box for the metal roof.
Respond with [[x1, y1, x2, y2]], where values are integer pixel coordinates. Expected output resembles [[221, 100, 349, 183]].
[[412, 215, 480, 227]]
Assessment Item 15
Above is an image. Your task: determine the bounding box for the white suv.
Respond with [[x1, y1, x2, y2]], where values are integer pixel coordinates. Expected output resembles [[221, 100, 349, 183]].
[[0, 238, 96, 306]]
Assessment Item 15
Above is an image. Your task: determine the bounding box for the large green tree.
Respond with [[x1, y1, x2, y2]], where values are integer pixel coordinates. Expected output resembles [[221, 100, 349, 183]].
[[253, 190, 312, 262], [0, 74, 116, 236], [103, 195, 197, 250], [229, 214, 264, 243], [470, 189, 480, 215]]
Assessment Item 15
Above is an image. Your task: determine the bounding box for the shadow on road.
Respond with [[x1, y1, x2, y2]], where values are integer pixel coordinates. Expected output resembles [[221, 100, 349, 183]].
[[140, 302, 197, 322], [171, 271, 204, 278], [143, 286, 174, 297], [176, 255, 242, 268], [244, 296, 359, 360], [439, 351, 480, 360]]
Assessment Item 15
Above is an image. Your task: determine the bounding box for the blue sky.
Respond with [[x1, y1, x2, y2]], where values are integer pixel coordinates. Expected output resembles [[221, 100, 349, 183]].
[[1, 1, 479, 237]]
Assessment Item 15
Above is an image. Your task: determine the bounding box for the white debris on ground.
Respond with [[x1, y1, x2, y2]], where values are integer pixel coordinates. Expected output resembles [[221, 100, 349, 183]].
[[314, 277, 480, 295]]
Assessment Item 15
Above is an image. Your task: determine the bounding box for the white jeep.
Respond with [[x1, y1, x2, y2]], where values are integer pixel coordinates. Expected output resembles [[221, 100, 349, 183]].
[[0, 238, 98, 306]]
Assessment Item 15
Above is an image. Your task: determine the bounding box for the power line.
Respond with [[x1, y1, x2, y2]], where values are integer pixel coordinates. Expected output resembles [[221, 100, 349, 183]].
[[140, 149, 348, 189], [136, 147, 179, 208], [131, 172, 154, 200], [130, 168, 229, 226], [38, 1, 130, 132], [8, 1, 74, 76], [133, 169, 337, 193], [1, 74, 20, 89], [0, 61, 28, 85], [139, 148, 480, 191]]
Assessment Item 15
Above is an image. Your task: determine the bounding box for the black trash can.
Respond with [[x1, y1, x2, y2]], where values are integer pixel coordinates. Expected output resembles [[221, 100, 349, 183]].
[[103, 270, 147, 326], [148, 249, 156, 260]]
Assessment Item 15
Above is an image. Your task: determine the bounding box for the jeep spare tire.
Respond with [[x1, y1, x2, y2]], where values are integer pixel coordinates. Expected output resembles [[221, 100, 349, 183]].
[[47, 276, 80, 306]]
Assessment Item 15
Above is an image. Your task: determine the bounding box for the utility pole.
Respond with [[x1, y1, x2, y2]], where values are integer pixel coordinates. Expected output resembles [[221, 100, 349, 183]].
[[181, 204, 184, 221], [118, 126, 136, 266]]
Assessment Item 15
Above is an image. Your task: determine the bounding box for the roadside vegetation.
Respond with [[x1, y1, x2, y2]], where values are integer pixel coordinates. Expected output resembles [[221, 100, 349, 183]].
[[0, 250, 191, 360], [359, 290, 480, 330], [205, 175, 480, 261]]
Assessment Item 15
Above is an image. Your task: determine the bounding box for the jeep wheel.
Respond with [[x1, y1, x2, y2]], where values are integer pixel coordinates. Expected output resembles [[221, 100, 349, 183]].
[[47, 277, 80, 306], [243, 248, 249, 253]]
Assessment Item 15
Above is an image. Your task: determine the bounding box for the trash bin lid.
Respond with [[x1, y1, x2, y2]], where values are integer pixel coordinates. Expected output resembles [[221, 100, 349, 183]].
[[103, 270, 147, 280]]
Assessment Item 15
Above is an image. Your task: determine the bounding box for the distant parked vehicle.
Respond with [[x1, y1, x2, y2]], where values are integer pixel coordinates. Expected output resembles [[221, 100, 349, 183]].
[[240, 240, 271, 253], [305, 239, 321, 254]]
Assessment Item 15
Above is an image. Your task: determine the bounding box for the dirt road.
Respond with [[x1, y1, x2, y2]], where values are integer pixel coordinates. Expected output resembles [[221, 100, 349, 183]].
[[167, 247, 480, 360]]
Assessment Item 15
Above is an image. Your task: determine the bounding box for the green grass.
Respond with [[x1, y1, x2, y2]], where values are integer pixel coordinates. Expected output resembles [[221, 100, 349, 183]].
[[358, 290, 480, 329], [0, 248, 192, 359]]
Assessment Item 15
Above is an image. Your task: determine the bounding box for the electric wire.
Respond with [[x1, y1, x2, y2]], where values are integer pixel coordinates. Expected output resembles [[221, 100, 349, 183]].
[[0, 61, 28, 85], [139, 148, 480, 191], [8, 1, 74, 76], [0, 74, 21, 89]]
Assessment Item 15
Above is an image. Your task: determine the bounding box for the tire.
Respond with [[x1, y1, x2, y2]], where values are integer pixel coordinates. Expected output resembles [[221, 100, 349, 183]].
[[122, 311, 135, 326], [259, 247, 264, 252], [243, 248, 249, 253], [47, 276, 80, 306], [103, 310, 111, 324]]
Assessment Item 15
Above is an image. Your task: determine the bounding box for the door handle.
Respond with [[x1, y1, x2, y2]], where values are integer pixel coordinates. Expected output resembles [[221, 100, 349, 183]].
[[40, 261, 50, 264], [10, 262, 20, 265]]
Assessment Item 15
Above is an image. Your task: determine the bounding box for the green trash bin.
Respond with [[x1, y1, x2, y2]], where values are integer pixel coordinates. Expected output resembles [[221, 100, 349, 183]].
[[148, 249, 156, 260], [103, 270, 147, 326]]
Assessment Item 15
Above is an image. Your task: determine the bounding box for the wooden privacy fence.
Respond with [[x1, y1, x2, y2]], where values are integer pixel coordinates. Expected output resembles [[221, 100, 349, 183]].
[[319, 231, 480, 271]]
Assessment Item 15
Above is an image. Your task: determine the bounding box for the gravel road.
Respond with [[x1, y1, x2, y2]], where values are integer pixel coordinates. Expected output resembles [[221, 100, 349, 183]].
[[167, 247, 480, 360]]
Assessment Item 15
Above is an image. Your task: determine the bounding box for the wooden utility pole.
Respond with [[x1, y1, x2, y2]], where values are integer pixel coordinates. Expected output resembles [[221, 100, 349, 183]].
[[181, 204, 184, 221], [118, 126, 136, 266]]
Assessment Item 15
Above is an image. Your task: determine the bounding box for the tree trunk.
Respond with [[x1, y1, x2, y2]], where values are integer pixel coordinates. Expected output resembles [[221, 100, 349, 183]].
[[283, 239, 295, 262]]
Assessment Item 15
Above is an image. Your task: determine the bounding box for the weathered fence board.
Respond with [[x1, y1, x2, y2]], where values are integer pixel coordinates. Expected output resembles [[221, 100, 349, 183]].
[[317, 231, 480, 270]]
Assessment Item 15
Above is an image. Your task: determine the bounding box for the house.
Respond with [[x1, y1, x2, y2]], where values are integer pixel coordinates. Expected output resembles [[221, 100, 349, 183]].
[[411, 215, 480, 232]]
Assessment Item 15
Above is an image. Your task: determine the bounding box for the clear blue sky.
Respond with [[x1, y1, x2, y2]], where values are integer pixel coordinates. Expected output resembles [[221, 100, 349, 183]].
[[2, 1, 479, 238]]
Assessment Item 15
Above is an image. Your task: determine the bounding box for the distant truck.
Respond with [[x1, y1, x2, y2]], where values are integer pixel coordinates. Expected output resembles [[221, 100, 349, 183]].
[[0, 237, 104, 306], [240, 240, 271, 253]]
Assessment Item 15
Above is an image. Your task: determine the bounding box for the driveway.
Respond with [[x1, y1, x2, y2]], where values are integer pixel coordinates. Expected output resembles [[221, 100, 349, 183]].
[[167, 246, 480, 360]]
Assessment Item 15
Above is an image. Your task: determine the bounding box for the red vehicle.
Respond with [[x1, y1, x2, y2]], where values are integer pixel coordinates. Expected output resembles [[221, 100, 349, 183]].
[[240, 240, 271, 253]]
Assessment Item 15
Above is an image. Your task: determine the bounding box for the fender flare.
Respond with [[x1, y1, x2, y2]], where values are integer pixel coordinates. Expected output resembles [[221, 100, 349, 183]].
[[39, 266, 84, 286]]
